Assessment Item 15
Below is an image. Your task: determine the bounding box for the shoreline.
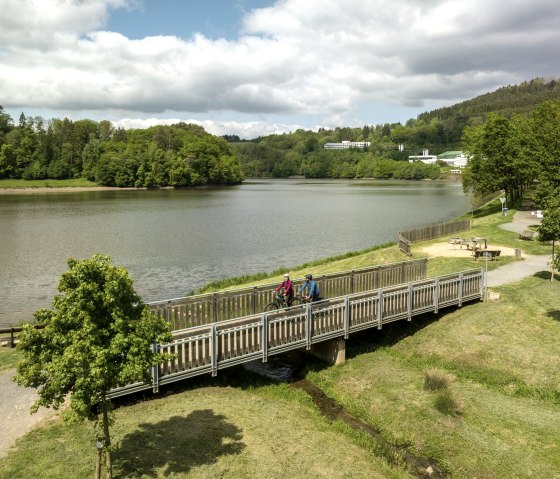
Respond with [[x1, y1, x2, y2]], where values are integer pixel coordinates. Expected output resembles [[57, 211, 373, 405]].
[[0, 186, 144, 195]]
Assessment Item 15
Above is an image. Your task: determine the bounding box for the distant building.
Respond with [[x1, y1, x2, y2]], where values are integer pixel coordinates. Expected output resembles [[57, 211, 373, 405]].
[[408, 149, 438, 164], [438, 151, 468, 167], [409, 149, 469, 167], [324, 140, 371, 150]]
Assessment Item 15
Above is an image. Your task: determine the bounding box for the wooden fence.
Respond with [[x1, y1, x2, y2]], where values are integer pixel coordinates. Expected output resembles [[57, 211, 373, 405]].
[[398, 219, 471, 254], [149, 259, 427, 331], [108, 268, 484, 398]]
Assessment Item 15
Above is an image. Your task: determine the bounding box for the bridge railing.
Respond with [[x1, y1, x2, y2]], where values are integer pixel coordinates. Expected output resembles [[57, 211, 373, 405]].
[[109, 268, 483, 398], [149, 258, 428, 331]]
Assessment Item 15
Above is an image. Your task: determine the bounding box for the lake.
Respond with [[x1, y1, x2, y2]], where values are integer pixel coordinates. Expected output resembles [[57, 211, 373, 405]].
[[0, 179, 470, 326]]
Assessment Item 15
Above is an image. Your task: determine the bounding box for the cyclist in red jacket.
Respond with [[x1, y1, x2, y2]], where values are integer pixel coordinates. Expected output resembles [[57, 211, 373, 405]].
[[274, 273, 294, 305]]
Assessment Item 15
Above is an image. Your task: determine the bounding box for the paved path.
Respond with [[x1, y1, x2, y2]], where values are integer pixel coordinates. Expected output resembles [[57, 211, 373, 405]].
[[486, 208, 549, 287], [0, 368, 58, 459]]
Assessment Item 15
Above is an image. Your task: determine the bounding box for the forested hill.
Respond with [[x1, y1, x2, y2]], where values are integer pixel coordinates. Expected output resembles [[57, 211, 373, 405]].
[[418, 78, 560, 126], [0, 113, 243, 187]]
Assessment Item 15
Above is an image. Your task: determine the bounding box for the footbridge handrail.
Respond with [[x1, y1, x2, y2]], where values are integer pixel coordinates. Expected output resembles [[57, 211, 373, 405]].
[[149, 258, 428, 331]]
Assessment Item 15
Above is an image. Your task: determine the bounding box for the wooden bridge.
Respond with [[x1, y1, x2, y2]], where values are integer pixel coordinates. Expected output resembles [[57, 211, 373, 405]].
[[109, 267, 484, 398]]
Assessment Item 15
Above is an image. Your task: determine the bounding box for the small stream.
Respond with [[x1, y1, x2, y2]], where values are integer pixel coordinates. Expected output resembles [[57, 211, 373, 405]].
[[244, 355, 447, 479]]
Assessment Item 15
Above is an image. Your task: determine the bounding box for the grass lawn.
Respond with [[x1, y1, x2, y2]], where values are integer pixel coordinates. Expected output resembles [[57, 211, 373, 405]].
[[0, 178, 98, 189], [0, 382, 407, 479], [307, 275, 560, 478], [0, 347, 21, 371]]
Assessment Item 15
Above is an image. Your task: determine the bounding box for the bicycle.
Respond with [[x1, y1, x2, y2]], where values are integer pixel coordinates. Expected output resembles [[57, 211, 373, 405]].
[[264, 293, 302, 312]]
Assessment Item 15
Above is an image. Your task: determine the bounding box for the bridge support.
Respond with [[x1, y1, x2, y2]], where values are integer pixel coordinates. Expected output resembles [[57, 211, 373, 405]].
[[309, 338, 346, 365]]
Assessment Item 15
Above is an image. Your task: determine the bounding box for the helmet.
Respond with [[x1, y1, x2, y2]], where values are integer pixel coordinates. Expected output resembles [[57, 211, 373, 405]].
[[284, 273, 289, 278], [305, 274, 312, 280]]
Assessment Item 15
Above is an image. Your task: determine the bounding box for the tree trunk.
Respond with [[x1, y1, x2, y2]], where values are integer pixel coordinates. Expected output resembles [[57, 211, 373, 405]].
[[102, 402, 113, 479]]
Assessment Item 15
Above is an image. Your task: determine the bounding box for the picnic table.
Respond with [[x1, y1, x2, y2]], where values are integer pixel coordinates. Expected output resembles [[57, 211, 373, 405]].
[[471, 236, 487, 249], [474, 249, 501, 261]]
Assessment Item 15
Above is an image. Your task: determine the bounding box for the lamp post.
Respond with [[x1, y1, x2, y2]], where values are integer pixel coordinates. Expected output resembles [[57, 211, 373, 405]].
[[499, 196, 506, 216]]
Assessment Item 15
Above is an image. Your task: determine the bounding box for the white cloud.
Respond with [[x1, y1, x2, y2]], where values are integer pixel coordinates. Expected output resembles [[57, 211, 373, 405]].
[[1, 0, 560, 138]]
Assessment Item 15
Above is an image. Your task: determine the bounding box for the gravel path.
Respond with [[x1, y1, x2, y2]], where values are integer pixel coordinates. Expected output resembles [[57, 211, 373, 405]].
[[485, 209, 549, 287], [0, 369, 58, 459]]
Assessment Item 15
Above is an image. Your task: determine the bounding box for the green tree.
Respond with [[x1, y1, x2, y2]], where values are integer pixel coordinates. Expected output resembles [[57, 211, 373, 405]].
[[538, 199, 560, 281], [14, 255, 172, 479]]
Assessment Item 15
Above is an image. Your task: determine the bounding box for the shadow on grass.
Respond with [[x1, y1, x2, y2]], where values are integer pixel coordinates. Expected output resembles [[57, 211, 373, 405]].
[[113, 409, 245, 478], [546, 310, 560, 321], [534, 271, 559, 281]]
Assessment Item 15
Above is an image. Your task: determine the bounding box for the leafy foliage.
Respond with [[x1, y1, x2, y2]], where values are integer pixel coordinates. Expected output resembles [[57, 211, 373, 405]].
[[14, 255, 173, 478], [0, 115, 243, 187]]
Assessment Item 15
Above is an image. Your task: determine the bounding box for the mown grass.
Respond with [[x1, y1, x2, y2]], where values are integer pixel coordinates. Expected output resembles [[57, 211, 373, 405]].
[[0, 347, 21, 371], [306, 275, 560, 478], [0, 178, 98, 189], [0, 381, 407, 479]]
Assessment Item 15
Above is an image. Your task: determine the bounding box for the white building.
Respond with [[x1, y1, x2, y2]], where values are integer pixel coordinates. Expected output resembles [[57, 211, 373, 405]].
[[409, 150, 469, 167], [408, 149, 438, 164], [324, 140, 371, 150]]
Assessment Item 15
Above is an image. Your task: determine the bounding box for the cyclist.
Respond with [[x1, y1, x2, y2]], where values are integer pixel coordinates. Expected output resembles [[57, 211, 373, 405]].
[[298, 274, 320, 302], [274, 273, 294, 305]]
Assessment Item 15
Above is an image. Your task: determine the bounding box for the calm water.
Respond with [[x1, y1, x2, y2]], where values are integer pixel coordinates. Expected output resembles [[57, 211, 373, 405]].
[[0, 179, 469, 326]]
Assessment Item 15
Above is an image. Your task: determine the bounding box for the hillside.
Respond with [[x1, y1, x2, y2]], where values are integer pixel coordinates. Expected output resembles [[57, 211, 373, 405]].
[[230, 78, 560, 178], [417, 77, 560, 127]]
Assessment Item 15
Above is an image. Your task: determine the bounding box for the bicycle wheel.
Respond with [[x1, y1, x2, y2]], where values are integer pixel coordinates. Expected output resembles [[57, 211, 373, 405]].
[[288, 297, 302, 307], [264, 301, 279, 312]]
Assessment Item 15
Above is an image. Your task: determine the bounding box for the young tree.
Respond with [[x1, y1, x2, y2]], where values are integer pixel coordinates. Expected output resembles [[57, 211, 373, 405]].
[[14, 255, 172, 479], [538, 199, 560, 282]]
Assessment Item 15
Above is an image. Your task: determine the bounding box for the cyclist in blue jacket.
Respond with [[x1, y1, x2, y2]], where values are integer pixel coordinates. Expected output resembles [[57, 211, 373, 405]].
[[298, 274, 320, 302]]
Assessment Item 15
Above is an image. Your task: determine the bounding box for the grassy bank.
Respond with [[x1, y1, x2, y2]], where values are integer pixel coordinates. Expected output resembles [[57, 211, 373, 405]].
[[0, 178, 98, 189], [195, 199, 548, 295], [306, 275, 560, 478]]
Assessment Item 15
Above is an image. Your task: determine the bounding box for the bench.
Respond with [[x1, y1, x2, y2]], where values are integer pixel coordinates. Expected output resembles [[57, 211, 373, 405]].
[[447, 237, 465, 249], [519, 229, 536, 241], [474, 250, 501, 261]]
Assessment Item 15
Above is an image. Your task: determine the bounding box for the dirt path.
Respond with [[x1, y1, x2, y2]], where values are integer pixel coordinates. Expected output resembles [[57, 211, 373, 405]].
[[0, 369, 58, 459]]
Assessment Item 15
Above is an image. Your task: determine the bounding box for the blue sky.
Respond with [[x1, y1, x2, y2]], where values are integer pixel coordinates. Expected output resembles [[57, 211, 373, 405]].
[[107, 0, 274, 40], [2, 0, 559, 139]]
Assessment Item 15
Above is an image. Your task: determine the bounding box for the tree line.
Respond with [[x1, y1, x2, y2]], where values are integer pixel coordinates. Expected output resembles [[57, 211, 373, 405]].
[[461, 99, 560, 208], [0, 108, 243, 187], [462, 99, 560, 277], [231, 124, 450, 180]]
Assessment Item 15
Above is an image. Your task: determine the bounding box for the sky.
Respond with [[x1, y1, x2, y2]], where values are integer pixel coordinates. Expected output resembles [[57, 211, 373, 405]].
[[1, 0, 560, 139]]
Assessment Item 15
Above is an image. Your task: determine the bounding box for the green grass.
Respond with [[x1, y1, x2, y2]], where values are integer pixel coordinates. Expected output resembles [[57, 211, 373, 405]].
[[0, 178, 98, 189], [306, 275, 560, 478], [0, 347, 21, 371], [0, 383, 406, 479]]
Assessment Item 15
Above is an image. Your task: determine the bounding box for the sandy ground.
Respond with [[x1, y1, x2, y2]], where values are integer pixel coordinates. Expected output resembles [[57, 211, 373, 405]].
[[418, 241, 516, 258], [0, 369, 59, 459]]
